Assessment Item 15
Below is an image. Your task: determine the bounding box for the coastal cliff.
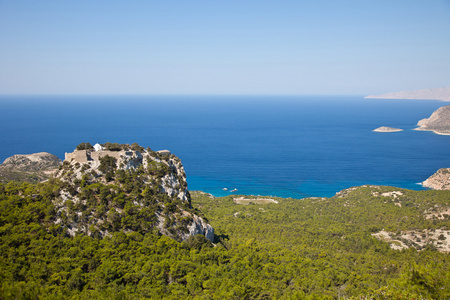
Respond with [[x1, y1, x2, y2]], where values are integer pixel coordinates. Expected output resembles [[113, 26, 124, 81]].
[[422, 168, 450, 190], [365, 87, 450, 101], [55, 143, 214, 242], [415, 105, 450, 135]]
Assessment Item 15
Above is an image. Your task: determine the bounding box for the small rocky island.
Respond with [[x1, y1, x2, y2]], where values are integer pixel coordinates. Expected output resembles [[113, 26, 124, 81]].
[[373, 126, 403, 133], [415, 105, 450, 135]]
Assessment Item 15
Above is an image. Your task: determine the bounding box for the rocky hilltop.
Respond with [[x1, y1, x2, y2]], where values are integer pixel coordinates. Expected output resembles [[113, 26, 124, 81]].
[[0, 143, 214, 241], [422, 168, 450, 190], [47, 142, 213, 242], [415, 105, 450, 135], [365, 87, 450, 101], [0, 152, 62, 182], [0, 143, 214, 242]]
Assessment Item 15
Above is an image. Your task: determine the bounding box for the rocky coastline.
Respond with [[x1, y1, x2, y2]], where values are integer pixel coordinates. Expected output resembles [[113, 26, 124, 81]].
[[414, 105, 450, 135], [422, 168, 450, 190]]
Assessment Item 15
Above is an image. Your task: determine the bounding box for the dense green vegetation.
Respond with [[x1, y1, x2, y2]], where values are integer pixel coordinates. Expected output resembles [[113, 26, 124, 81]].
[[192, 188, 450, 298], [1, 180, 449, 299], [0, 170, 48, 183]]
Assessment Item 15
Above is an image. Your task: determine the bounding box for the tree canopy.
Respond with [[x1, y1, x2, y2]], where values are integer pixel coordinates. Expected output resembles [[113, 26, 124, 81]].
[[1, 181, 449, 299]]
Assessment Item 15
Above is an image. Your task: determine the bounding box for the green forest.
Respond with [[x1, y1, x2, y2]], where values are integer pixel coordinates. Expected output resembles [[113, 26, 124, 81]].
[[1, 178, 450, 299]]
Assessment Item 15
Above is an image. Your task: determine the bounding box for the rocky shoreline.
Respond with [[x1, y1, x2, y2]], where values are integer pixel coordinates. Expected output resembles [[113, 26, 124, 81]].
[[422, 168, 450, 190], [414, 105, 450, 135]]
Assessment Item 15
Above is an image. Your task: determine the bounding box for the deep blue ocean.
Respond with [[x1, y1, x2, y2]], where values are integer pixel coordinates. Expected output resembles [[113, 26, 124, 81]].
[[1, 95, 449, 198]]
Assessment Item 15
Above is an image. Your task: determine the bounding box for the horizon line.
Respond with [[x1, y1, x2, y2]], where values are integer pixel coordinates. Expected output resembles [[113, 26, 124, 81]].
[[0, 93, 367, 97]]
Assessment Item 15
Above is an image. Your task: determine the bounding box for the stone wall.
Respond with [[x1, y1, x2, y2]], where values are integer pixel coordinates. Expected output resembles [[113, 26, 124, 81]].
[[90, 150, 126, 161], [64, 150, 131, 163], [65, 150, 90, 163]]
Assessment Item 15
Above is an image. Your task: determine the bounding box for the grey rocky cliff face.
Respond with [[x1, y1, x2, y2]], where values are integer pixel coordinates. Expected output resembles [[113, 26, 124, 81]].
[[415, 105, 450, 135], [156, 211, 214, 242], [55, 146, 213, 242], [422, 168, 450, 190], [187, 214, 214, 242]]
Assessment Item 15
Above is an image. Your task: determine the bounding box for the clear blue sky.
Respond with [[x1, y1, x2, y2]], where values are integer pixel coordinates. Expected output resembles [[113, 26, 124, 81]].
[[0, 0, 449, 95]]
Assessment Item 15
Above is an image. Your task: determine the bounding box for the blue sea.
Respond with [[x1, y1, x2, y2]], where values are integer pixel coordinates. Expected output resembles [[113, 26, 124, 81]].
[[1, 95, 449, 199]]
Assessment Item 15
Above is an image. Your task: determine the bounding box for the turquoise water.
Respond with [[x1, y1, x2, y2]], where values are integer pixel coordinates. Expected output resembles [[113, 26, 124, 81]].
[[1, 95, 449, 198]]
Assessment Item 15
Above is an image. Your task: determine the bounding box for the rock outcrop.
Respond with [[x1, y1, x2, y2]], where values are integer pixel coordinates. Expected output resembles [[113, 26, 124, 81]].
[[365, 87, 450, 101], [0, 152, 62, 182], [373, 126, 403, 133], [415, 105, 450, 135], [422, 168, 450, 190], [54, 143, 214, 242]]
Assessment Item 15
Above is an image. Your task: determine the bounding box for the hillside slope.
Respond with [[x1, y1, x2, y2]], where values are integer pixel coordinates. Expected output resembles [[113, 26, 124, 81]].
[[1, 147, 449, 298], [0, 152, 61, 182], [190, 186, 450, 298], [1, 183, 449, 298]]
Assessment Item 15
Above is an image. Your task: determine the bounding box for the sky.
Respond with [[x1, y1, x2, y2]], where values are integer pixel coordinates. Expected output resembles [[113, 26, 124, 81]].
[[0, 0, 449, 95]]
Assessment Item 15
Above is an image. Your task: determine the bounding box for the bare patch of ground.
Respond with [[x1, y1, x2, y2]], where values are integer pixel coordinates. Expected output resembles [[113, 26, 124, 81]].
[[372, 229, 450, 253], [234, 197, 279, 205], [424, 206, 450, 220], [371, 191, 404, 199]]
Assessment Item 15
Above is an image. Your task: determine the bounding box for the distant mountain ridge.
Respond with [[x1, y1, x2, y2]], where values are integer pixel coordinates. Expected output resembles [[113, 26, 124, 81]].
[[365, 87, 450, 101]]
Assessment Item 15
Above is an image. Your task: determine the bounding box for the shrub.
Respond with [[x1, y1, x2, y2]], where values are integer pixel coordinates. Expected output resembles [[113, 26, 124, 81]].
[[130, 143, 144, 152], [103, 142, 122, 151], [99, 155, 117, 174], [76, 143, 94, 150]]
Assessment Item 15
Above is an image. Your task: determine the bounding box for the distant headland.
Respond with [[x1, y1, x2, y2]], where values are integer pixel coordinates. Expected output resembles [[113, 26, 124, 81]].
[[365, 87, 450, 101], [415, 105, 450, 135]]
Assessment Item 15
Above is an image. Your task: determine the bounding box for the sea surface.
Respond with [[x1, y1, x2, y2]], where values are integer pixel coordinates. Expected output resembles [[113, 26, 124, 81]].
[[1, 95, 449, 198]]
